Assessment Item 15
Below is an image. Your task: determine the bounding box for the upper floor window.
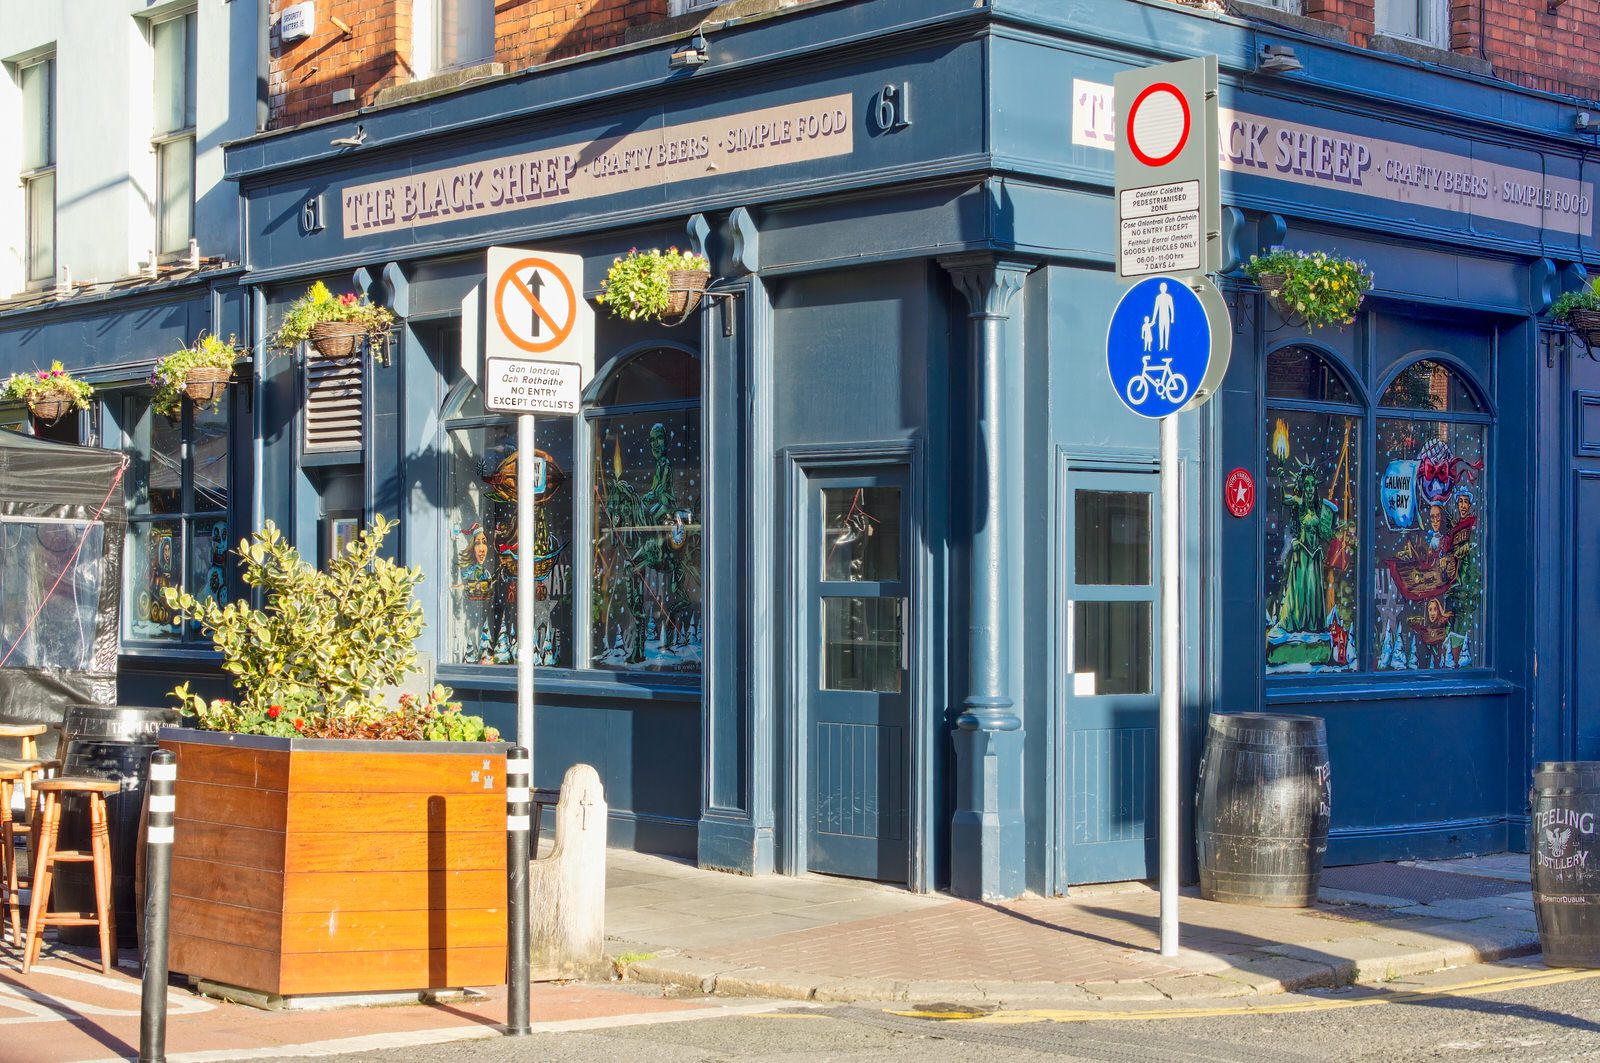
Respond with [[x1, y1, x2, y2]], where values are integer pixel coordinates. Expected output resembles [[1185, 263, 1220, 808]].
[[415, 0, 492, 78], [1378, 0, 1449, 48], [18, 54, 55, 286], [151, 11, 197, 259]]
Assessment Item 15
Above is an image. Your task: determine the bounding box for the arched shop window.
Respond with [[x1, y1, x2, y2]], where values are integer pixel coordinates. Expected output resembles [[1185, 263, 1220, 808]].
[[443, 384, 577, 668], [1373, 360, 1489, 672], [441, 344, 702, 674], [588, 346, 702, 673], [1264, 346, 1363, 675]]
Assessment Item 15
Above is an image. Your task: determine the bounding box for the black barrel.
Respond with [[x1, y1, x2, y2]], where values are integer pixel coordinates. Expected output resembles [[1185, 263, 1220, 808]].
[[56, 705, 184, 949], [1531, 762, 1600, 967], [1195, 712, 1331, 907]]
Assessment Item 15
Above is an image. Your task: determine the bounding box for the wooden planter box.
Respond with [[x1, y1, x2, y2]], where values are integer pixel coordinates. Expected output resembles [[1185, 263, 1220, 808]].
[[158, 728, 508, 999]]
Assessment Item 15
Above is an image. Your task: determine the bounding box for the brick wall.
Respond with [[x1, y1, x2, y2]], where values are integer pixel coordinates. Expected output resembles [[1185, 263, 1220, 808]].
[[1295, 0, 1600, 100], [269, 0, 670, 129]]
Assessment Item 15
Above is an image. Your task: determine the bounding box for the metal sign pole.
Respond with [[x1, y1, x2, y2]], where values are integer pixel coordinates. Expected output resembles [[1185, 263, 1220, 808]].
[[1159, 413, 1181, 957], [517, 412, 536, 753]]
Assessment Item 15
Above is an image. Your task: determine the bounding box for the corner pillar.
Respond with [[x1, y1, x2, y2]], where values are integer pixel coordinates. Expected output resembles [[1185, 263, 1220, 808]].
[[941, 254, 1033, 901]]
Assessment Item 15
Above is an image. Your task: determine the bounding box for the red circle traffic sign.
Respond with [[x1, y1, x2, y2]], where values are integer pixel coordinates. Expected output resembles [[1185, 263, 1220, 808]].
[[1125, 82, 1191, 168], [493, 256, 577, 355], [1224, 468, 1255, 518]]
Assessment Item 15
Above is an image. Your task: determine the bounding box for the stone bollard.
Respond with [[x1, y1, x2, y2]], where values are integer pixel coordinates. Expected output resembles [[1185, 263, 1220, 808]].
[[530, 764, 607, 980]]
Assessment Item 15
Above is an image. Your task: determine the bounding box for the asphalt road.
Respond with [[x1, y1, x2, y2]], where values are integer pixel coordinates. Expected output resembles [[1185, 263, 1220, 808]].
[[275, 968, 1600, 1063]]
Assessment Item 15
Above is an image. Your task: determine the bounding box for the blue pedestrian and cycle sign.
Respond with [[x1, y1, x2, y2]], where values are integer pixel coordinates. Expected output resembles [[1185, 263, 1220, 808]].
[[1105, 275, 1215, 419]]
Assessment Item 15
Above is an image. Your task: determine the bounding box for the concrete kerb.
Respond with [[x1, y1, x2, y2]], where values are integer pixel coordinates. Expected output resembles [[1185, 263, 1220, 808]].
[[608, 924, 1544, 1008]]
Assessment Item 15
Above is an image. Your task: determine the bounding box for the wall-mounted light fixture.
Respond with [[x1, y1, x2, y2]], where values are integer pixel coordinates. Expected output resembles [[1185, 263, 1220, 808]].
[[669, 34, 709, 70], [330, 124, 368, 148], [1577, 110, 1594, 132], [1257, 44, 1303, 75]]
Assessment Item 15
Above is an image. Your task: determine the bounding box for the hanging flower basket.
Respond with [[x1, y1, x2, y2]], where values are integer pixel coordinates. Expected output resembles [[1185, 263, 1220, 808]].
[[598, 248, 714, 323], [182, 365, 233, 405], [1243, 250, 1373, 330], [308, 320, 367, 359], [27, 393, 73, 424], [666, 268, 712, 319], [1566, 309, 1600, 351]]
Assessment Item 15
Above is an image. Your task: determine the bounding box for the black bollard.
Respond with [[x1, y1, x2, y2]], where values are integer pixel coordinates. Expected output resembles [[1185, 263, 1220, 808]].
[[505, 746, 532, 1036], [139, 749, 176, 1063]]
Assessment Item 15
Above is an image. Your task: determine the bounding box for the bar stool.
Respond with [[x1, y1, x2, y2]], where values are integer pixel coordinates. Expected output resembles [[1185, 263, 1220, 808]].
[[0, 761, 27, 948], [23, 777, 119, 974], [0, 725, 51, 807]]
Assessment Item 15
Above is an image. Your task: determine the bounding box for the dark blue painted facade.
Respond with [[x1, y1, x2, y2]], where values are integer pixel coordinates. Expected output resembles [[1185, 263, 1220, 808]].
[[3, 0, 1594, 895]]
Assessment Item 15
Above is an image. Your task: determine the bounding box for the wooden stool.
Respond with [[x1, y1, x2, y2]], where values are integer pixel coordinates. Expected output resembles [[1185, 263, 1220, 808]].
[[23, 777, 119, 974], [0, 725, 50, 804], [0, 762, 26, 949]]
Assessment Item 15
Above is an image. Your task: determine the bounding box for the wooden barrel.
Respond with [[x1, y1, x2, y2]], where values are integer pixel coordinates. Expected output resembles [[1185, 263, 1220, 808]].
[[56, 705, 184, 948], [1531, 762, 1600, 967], [1196, 712, 1331, 907]]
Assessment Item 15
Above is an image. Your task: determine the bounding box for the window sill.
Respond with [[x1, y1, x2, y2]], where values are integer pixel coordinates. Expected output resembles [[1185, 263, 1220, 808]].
[[1265, 672, 1518, 704], [119, 647, 222, 667], [372, 63, 504, 109], [1368, 33, 1493, 77], [436, 663, 701, 703]]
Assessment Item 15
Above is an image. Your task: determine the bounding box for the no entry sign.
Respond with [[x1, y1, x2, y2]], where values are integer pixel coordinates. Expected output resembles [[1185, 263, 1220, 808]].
[[484, 246, 595, 381]]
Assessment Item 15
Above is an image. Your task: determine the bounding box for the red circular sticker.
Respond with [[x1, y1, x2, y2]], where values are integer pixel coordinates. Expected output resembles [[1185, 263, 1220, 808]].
[[1224, 468, 1255, 518], [1125, 82, 1191, 168]]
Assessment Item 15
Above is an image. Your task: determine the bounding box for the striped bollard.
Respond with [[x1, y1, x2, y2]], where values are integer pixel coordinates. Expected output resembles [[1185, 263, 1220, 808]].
[[505, 746, 532, 1036], [139, 749, 176, 1063]]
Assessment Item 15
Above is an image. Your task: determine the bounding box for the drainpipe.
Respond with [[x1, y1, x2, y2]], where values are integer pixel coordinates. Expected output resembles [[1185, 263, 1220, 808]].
[[940, 252, 1033, 901], [257, 0, 271, 132]]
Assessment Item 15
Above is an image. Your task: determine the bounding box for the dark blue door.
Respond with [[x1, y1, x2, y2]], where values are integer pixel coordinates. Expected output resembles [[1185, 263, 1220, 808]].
[[1059, 469, 1162, 885], [804, 468, 910, 882], [1571, 353, 1600, 757]]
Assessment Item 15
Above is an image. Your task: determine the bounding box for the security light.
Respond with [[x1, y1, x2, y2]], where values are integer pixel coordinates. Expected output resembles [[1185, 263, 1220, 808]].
[[669, 35, 709, 70], [1258, 45, 1304, 75]]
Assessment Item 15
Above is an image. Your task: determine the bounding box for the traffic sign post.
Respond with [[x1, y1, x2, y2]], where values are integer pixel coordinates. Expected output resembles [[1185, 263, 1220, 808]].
[[1111, 54, 1225, 964], [482, 245, 595, 1031], [1114, 56, 1220, 281]]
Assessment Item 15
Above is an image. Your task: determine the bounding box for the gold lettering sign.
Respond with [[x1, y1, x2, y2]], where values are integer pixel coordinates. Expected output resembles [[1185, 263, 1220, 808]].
[[340, 94, 855, 238]]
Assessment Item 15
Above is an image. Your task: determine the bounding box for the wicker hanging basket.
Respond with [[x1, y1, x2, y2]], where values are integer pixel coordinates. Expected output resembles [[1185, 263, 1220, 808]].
[[664, 269, 712, 319], [1255, 272, 1307, 326], [1567, 309, 1600, 352], [27, 393, 72, 424], [308, 320, 367, 359], [182, 365, 233, 406]]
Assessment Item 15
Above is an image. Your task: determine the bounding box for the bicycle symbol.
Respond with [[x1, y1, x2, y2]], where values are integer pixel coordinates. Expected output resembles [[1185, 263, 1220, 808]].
[[1125, 356, 1190, 408]]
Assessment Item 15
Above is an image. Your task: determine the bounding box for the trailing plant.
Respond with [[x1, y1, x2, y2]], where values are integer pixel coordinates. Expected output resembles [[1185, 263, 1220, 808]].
[[164, 515, 498, 742], [2, 361, 93, 411], [1244, 248, 1374, 329], [1552, 276, 1600, 323], [269, 280, 396, 352], [597, 247, 711, 321], [150, 333, 239, 418]]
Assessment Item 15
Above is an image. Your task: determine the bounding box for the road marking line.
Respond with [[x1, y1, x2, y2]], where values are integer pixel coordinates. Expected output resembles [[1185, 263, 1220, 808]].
[[890, 967, 1600, 1024], [77, 1000, 820, 1062]]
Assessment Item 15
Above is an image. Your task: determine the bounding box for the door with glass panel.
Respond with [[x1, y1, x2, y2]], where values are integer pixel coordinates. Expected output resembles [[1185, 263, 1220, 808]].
[[804, 468, 911, 882], [1060, 470, 1160, 885]]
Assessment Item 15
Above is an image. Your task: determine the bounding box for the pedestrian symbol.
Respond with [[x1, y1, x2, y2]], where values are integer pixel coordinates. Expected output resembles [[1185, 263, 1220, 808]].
[[1105, 275, 1212, 419]]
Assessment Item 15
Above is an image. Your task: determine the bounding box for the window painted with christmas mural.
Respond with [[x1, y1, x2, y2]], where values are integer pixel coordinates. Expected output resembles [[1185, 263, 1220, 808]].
[[119, 392, 230, 644], [1373, 360, 1488, 671], [589, 347, 702, 673], [1264, 347, 1361, 674], [443, 385, 575, 668]]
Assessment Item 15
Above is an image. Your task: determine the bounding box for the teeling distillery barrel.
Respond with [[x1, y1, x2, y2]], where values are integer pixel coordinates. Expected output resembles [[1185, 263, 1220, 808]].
[[56, 705, 184, 948], [1531, 762, 1600, 967], [1195, 712, 1331, 907]]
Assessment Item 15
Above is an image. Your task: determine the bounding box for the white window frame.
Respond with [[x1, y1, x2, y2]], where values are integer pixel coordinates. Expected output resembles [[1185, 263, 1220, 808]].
[[413, 0, 493, 80], [1378, 0, 1451, 49], [18, 52, 56, 288], [669, 0, 720, 14], [150, 8, 198, 261]]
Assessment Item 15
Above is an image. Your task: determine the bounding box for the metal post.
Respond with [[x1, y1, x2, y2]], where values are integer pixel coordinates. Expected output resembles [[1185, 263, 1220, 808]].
[[516, 412, 536, 752], [1159, 414, 1181, 957], [139, 750, 176, 1063], [504, 746, 532, 1036]]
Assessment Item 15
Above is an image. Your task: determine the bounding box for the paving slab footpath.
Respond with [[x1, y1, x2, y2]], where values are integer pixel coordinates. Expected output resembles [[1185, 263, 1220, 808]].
[[605, 851, 1544, 1006]]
